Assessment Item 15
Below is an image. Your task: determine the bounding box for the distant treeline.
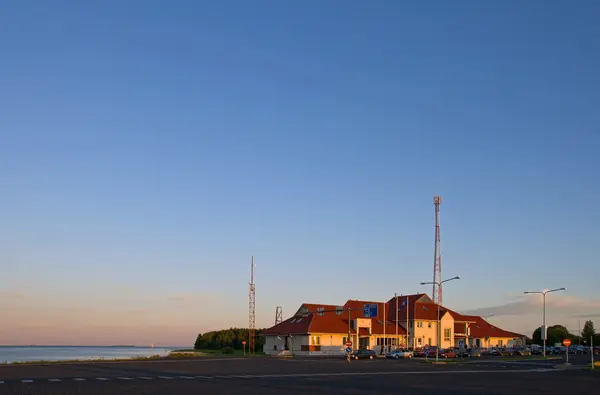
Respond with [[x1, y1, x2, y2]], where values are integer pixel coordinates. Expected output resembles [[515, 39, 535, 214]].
[[531, 321, 598, 346], [194, 328, 267, 350]]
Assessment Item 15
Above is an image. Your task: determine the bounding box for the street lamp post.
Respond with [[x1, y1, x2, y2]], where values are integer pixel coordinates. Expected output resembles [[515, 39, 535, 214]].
[[524, 288, 566, 358], [420, 276, 460, 362]]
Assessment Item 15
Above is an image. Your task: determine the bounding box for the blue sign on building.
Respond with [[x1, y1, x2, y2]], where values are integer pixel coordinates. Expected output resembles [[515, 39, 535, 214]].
[[363, 304, 378, 318]]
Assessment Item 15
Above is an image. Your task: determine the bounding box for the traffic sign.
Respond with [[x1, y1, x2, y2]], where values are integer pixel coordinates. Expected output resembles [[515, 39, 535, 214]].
[[346, 341, 352, 347], [242, 341, 247, 345], [563, 339, 571, 347], [363, 304, 378, 318], [345, 347, 352, 353]]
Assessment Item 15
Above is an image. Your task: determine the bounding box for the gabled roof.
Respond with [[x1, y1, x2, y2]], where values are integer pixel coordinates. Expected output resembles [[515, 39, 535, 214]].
[[261, 294, 521, 339], [294, 303, 340, 317], [261, 315, 314, 336], [262, 303, 408, 336], [391, 293, 441, 320], [459, 315, 524, 339]]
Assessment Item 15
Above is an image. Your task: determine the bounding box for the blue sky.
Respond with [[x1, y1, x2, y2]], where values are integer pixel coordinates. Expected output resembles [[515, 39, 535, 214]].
[[1, 0, 599, 346]]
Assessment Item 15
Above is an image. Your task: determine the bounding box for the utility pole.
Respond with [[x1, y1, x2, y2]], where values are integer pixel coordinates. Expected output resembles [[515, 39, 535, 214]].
[[248, 256, 256, 356], [421, 276, 460, 361], [524, 288, 566, 358]]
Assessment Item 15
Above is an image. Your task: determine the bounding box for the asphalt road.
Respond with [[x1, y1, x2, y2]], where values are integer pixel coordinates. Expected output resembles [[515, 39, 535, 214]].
[[0, 356, 597, 394]]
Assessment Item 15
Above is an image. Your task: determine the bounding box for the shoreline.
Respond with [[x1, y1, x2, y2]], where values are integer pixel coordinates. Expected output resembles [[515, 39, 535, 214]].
[[0, 350, 260, 366]]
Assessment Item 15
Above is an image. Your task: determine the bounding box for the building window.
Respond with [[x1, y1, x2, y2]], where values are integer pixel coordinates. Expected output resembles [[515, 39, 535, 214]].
[[498, 340, 503, 346], [428, 322, 432, 328], [312, 336, 320, 345], [336, 306, 343, 315], [317, 307, 324, 316], [443, 328, 451, 342], [342, 337, 347, 345], [428, 338, 432, 346], [417, 321, 423, 328], [417, 338, 422, 345]]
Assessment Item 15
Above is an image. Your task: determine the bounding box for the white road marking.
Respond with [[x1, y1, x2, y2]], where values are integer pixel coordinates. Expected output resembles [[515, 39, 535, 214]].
[[21, 380, 33, 383], [48, 379, 61, 382], [212, 368, 556, 380], [96, 378, 110, 381], [73, 378, 86, 381], [118, 377, 133, 380], [138, 377, 154, 380], [195, 375, 212, 379], [158, 376, 174, 380], [178, 376, 196, 379], [0, 381, 4, 384]]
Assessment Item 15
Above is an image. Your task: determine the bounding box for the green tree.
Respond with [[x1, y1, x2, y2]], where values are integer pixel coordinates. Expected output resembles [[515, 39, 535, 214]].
[[581, 320, 595, 341], [532, 325, 573, 346], [192, 327, 266, 350]]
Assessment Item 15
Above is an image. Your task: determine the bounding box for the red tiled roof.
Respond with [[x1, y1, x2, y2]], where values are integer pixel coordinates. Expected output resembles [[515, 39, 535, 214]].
[[460, 315, 524, 339], [293, 303, 340, 317], [262, 295, 521, 340], [454, 323, 468, 335], [308, 315, 353, 334], [261, 315, 313, 336], [446, 310, 477, 323], [262, 306, 407, 336], [371, 319, 407, 336]]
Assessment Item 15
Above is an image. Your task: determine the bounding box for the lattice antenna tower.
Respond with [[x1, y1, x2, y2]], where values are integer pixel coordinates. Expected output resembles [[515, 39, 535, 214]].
[[249, 256, 256, 355], [433, 196, 443, 305], [275, 306, 283, 325]]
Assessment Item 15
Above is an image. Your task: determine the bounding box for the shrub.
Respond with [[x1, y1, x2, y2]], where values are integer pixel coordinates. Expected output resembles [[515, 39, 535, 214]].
[[222, 347, 234, 354]]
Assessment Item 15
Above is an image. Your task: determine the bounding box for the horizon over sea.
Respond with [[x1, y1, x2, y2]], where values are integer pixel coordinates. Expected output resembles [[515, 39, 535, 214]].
[[0, 345, 184, 364]]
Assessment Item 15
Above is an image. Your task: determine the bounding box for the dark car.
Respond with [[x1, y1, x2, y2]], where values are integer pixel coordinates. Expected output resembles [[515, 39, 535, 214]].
[[350, 349, 376, 360]]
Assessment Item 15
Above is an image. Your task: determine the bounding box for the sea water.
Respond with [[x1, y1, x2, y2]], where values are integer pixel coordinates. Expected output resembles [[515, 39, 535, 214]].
[[0, 346, 174, 363]]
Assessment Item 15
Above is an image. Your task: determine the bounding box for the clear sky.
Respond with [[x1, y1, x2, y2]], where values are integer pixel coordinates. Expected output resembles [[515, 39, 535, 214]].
[[1, 0, 599, 346]]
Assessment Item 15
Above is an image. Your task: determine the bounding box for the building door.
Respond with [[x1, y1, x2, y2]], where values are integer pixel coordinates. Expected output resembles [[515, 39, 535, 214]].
[[359, 337, 370, 350], [475, 339, 480, 348]]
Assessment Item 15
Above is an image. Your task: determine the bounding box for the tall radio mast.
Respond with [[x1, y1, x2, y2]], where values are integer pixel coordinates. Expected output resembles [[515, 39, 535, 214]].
[[433, 196, 443, 305]]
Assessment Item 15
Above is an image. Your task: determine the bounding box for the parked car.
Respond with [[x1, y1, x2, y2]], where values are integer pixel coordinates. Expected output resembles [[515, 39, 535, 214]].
[[386, 349, 414, 359], [413, 349, 426, 357], [467, 348, 482, 358], [514, 348, 531, 356], [531, 347, 543, 355], [351, 349, 376, 360], [440, 349, 457, 358], [424, 347, 440, 358], [498, 348, 514, 357]]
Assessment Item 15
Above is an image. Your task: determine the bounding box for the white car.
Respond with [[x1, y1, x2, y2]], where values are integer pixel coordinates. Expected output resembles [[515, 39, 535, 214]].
[[386, 349, 414, 359]]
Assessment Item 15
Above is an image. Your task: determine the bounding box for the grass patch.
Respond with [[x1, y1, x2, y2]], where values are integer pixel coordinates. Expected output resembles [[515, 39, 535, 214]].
[[173, 349, 264, 357], [1, 354, 166, 366], [420, 359, 462, 364], [494, 356, 561, 361]]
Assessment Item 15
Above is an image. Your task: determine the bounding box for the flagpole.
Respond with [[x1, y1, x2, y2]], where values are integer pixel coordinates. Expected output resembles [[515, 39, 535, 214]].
[[383, 301, 386, 353], [395, 293, 398, 349], [406, 296, 409, 349]]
